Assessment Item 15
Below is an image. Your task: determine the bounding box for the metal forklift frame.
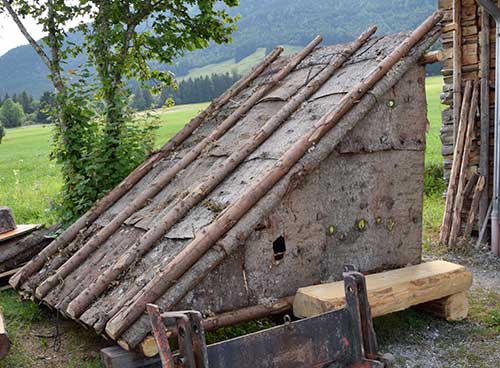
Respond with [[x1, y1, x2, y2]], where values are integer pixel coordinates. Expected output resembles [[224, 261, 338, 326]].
[[146, 270, 391, 368]]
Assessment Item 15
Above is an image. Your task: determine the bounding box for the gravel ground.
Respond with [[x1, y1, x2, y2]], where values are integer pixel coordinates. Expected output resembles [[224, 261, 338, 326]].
[[375, 246, 500, 368]]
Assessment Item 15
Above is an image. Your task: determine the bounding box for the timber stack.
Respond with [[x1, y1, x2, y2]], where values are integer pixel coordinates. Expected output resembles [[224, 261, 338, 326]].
[[438, 0, 496, 241], [0, 207, 57, 288]]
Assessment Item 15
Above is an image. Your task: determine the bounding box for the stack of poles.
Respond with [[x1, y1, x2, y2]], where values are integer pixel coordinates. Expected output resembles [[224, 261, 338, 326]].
[[440, 80, 484, 247], [441, 0, 498, 252]]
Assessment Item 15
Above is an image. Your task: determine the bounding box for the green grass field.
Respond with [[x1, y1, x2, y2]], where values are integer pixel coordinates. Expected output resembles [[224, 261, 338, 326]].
[[0, 102, 209, 225]]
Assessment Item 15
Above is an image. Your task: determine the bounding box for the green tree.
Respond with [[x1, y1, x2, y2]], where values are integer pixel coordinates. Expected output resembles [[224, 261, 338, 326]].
[[0, 122, 5, 143], [1, 0, 239, 222], [0, 98, 25, 127]]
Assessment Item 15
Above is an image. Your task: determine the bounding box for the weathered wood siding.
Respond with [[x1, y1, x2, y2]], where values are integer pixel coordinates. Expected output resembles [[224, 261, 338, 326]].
[[439, 0, 493, 203]]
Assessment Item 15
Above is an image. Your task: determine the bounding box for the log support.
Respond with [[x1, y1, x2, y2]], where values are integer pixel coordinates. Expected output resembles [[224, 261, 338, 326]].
[[418, 292, 469, 321]]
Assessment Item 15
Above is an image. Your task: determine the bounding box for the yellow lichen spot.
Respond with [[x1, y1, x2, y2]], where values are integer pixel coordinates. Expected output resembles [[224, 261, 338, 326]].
[[357, 219, 367, 231]]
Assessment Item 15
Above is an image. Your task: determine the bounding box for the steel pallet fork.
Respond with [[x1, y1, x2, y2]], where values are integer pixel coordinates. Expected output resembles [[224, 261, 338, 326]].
[[146, 269, 393, 368]]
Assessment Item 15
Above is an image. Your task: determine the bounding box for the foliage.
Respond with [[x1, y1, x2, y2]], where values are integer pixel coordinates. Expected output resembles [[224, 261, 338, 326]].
[[161, 72, 241, 106], [0, 98, 25, 127], [0, 122, 4, 143], [2, 0, 239, 223]]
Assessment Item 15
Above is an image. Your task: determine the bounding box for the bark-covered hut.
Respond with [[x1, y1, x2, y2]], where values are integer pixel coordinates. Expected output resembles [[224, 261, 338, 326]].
[[10, 13, 441, 352]]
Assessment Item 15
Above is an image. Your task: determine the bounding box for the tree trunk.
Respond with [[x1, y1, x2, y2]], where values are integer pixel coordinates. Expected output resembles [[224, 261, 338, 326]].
[[2, 225, 59, 274]]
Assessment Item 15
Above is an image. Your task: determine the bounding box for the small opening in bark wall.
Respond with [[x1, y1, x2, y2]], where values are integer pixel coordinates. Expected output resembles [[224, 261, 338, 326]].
[[273, 236, 286, 261]]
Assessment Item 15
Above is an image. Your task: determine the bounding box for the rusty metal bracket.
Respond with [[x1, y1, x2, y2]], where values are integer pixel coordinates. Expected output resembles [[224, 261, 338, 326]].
[[147, 271, 390, 368]]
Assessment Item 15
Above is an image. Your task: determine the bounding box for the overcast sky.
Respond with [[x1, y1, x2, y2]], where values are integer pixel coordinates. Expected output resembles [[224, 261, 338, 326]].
[[0, 14, 45, 56]]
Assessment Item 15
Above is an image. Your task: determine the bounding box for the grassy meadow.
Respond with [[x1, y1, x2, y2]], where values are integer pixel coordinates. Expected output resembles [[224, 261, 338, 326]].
[[0, 102, 209, 225]]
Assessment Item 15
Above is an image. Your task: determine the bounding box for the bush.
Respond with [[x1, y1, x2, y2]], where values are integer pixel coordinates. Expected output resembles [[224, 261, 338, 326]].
[[0, 98, 25, 128]]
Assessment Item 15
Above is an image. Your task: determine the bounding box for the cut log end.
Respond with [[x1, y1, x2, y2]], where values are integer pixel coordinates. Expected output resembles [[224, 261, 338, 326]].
[[418, 291, 469, 321], [0, 207, 16, 235]]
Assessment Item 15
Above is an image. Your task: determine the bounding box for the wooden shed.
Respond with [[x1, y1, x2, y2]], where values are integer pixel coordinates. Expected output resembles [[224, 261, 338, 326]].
[[10, 16, 441, 352]]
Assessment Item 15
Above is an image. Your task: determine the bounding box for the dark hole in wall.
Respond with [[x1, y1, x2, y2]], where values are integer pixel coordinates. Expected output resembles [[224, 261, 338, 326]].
[[273, 236, 286, 261]]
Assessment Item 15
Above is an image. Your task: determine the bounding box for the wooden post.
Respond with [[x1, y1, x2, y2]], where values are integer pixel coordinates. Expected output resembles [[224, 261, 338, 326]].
[[453, 0, 463, 143], [449, 81, 480, 246], [101, 346, 160, 368], [104, 11, 444, 340], [440, 81, 474, 245], [479, 7, 491, 228], [464, 175, 486, 239]]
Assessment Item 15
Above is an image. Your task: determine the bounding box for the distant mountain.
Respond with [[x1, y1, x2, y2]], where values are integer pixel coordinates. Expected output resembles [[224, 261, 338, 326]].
[[0, 0, 436, 97]]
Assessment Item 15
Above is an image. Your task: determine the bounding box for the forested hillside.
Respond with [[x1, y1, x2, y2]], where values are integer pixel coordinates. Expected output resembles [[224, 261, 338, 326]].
[[0, 0, 436, 97]]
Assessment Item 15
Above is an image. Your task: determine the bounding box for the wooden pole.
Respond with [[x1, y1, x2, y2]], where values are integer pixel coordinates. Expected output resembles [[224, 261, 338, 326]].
[[420, 50, 444, 65], [104, 11, 444, 340], [453, 0, 463, 143], [34, 38, 321, 300], [449, 81, 480, 246], [463, 175, 486, 239], [440, 80, 474, 245], [65, 27, 378, 319], [479, 7, 491, 228], [9, 46, 284, 290]]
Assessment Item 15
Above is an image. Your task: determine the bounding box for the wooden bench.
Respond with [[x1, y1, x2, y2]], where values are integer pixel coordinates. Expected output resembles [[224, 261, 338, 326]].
[[293, 260, 472, 321]]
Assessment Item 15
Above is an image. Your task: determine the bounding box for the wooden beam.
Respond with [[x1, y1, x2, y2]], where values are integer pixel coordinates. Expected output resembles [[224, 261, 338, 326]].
[[420, 50, 444, 65], [453, 0, 463, 143], [418, 292, 469, 321], [100, 346, 160, 368], [293, 261, 472, 319]]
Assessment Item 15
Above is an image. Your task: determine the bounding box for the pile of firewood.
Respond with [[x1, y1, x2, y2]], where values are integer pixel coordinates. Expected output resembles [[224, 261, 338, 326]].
[[0, 207, 58, 290], [440, 80, 486, 247]]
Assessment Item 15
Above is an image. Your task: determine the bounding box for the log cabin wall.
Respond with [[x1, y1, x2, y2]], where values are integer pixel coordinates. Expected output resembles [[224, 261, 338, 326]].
[[439, 0, 494, 228]]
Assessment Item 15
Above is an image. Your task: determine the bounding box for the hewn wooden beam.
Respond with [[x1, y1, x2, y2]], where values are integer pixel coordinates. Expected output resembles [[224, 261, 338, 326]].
[[293, 261, 472, 319]]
